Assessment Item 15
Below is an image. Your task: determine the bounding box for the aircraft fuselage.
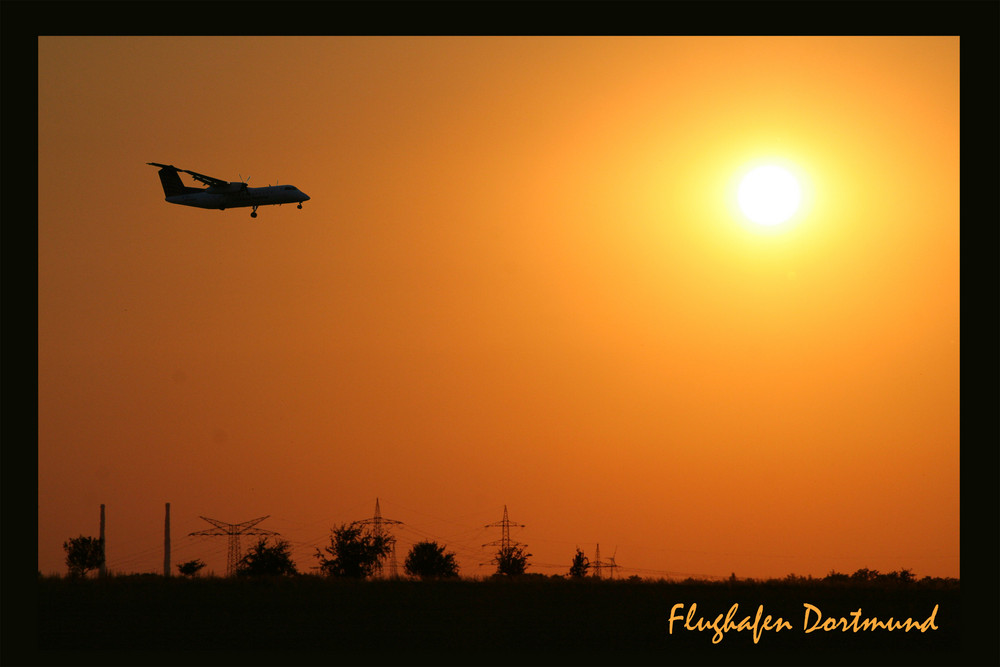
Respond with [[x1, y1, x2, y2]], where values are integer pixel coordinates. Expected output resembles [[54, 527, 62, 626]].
[[166, 185, 309, 210]]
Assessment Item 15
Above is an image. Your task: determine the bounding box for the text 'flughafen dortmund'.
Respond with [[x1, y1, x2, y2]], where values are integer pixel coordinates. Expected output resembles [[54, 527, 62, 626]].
[[667, 602, 940, 644]]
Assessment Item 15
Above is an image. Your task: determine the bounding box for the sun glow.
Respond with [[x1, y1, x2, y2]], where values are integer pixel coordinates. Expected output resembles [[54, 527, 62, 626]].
[[737, 165, 802, 226]]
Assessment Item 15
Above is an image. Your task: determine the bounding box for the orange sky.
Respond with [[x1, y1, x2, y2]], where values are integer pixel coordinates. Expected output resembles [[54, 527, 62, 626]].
[[38, 37, 959, 580]]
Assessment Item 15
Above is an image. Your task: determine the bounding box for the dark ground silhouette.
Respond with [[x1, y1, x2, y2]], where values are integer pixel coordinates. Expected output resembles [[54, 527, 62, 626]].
[[36, 574, 960, 664]]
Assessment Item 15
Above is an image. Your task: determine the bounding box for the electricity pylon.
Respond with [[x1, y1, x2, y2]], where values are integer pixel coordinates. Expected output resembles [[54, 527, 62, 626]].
[[592, 543, 619, 580], [189, 515, 279, 577], [483, 505, 525, 551], [483, 505, 527, 570], [353, 498, 402, 578]]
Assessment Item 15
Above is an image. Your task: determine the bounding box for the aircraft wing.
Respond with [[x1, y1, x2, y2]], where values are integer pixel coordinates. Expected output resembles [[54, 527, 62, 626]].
[[178, 168, 229, 188], [147, 162, 229, 188]]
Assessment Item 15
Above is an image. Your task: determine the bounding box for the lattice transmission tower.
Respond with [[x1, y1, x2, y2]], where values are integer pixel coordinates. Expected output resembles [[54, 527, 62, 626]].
[[189, 515, 279, 577], [353, 498, 403, 578], [592, 543, 619, 580], [482, 505, 526, 568]]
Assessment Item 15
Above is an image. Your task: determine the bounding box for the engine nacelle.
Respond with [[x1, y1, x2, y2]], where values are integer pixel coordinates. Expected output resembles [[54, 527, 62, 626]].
[[206, 181, 248, 194]]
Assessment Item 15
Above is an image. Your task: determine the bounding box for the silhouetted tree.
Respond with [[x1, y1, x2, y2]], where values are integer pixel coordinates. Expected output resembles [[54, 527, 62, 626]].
[[315, 523, 392, 578], [235, 538, 298, 577], [568, 547, 589, 578], [177, 559, 207, 577], [494, 544, 531, 576], [63, 535, 104, 578], [851, 567, 880, 582], [871, 569, 917, 584], [404, 541, 460, 579]]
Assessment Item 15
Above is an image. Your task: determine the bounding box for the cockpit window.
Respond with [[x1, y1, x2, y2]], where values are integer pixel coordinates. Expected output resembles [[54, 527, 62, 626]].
[[283, 186, 295, 190]]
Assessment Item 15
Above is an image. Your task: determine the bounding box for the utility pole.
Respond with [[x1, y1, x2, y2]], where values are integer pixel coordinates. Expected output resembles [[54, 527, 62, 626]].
[[354, 498, 403, 578], [99, 504, 107, 578], [189, 515, 279, 577], [164, 503, 171, 577]]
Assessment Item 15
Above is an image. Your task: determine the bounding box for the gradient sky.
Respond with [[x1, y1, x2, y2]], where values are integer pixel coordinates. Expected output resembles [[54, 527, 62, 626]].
[[38, 36, 959, 580]]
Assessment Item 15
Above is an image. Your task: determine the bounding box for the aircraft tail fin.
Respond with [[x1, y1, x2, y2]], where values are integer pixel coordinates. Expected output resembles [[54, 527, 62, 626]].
[[150, 163, 198, 197]]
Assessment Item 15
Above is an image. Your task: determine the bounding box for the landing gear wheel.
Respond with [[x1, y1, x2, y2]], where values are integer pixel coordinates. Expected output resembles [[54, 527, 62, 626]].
[[297, 203, 303, 209], [250, 206, 258, 219]]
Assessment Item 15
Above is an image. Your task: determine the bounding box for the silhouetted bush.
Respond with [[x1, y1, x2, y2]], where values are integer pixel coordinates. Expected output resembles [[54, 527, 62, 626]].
[[177, 559, 207, 577], [62, 535, 104, 578], [492, 544, 530, 576], [315, 523, 391, 578], [568, 547, 589, 578], [236, 537, 298, 577], [404, 540, 460, 579]]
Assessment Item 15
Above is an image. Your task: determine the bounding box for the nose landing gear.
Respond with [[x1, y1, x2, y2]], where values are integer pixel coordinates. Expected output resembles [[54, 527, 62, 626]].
[[297, 203, 303, 209], [250, 205, 258, 219]]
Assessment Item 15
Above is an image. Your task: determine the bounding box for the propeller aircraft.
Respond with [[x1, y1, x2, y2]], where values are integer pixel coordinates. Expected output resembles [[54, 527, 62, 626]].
[[148, 162, 309, 218]]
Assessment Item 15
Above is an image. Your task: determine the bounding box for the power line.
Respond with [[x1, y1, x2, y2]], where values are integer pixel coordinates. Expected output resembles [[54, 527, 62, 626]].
[[188, 515, 279, 577]]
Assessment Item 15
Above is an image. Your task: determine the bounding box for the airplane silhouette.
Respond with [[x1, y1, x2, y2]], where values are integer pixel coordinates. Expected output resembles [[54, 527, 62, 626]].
[[148, 162, 309, 218]]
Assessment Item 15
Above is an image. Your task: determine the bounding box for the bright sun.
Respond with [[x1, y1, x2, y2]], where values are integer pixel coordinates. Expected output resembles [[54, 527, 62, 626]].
[[737, 165, 802, 226]]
